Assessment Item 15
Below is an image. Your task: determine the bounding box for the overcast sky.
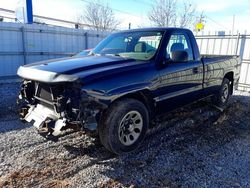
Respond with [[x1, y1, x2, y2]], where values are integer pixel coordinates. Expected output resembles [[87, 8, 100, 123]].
[[0, 0, 250, 33]]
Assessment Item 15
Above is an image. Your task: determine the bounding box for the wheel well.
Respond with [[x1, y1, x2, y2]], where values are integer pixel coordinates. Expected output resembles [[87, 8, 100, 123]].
[[114, 91, 155, 118], [224, 72, 234, 94]]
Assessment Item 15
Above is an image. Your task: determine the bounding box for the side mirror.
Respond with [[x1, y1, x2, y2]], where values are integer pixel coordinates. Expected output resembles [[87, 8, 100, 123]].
[[170, 50, 188, 62]]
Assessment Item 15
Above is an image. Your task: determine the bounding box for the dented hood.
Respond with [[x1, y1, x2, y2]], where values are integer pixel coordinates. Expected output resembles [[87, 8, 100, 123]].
[[17, 55, 137, 83]]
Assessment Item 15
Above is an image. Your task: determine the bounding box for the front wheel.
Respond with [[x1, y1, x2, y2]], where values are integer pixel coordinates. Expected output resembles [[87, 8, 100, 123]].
[[98, 98, 149, 155], [212, 78, 231, 107]]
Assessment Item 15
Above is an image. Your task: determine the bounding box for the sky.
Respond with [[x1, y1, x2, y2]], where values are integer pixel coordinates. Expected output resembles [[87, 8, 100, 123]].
[[0, 0, 250, 33]]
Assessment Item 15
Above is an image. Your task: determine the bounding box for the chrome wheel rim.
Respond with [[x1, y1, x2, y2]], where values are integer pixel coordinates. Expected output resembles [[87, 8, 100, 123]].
[[118, 111, 143, 146], [221, 84, 229, 103]]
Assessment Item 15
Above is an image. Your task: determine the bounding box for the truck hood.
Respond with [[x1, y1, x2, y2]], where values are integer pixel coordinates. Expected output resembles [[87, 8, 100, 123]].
[[17, 56, 140, 83]]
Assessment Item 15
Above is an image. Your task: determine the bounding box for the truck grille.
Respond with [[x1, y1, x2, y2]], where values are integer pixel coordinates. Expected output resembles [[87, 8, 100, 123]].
[[34, 82, 64, 107], [37, 84, 52, 102]]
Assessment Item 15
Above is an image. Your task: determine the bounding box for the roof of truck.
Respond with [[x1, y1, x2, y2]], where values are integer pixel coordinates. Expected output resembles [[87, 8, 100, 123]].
[[116, 27, 192, 33]]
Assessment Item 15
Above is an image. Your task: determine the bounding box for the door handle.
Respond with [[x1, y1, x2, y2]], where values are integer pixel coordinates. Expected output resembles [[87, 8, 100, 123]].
[[193, 67, 199, 74]]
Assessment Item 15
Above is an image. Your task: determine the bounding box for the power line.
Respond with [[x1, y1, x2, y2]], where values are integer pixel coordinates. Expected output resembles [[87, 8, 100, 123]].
[[0, 8, 14, 13], [0, 8, 95, 28], [205, 16, 229, 30]]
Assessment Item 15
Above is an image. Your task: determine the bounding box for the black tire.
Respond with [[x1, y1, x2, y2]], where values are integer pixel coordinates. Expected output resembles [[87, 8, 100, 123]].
[[212, 78, 231, 107], [98, 98, 149, 155]]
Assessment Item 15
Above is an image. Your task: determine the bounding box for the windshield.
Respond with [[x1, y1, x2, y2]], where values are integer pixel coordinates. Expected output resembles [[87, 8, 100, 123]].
[[92, 31, 164, 61]]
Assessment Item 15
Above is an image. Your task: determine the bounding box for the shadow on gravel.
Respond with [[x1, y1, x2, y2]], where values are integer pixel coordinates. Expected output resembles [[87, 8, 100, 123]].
[[0, 120, 31, 133], [62, 95, 250, 187], [0, 82, 24, 133], [1, 94, 249, 188], [0, 104, 31, 133]]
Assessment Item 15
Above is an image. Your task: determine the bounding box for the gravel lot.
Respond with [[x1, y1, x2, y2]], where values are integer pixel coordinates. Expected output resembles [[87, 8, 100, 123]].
[[0, 82, 249, 188]]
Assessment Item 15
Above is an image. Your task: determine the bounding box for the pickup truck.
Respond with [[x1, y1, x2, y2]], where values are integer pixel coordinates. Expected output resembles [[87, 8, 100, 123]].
[[17, 28, 241, 154]]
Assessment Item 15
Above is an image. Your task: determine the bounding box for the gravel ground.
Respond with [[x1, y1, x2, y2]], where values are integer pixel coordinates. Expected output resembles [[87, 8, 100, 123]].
[[0, 82, 249, 188]]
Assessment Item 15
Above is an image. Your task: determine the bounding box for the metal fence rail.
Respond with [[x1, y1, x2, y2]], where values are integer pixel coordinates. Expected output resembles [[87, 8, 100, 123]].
[[195, 33, 250, 92], [0, 22, 108, 77], [0, 22, 250, 92]]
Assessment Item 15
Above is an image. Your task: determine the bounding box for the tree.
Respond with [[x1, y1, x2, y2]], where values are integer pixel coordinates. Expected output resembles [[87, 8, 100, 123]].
[[79, 0, 120, 31], [179, 2, 196, 28], [148, 0, 177, 27], [148, 0, 198, 28]]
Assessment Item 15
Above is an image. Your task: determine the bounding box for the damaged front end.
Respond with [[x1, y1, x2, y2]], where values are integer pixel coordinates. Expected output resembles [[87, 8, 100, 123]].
[[17, 80, 106, 140]]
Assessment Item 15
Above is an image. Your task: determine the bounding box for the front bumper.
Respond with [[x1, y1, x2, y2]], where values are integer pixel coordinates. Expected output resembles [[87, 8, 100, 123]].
[[24, 104, 67, 136], [17, 80, 106, 139]]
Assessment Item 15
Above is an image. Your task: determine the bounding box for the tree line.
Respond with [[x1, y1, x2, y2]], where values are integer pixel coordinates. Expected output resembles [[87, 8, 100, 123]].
[[77, 0, 203, 31]]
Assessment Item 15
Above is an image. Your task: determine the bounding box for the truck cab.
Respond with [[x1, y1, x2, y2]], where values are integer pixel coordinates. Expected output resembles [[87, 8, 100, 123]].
[[17, 28, 241, 154]]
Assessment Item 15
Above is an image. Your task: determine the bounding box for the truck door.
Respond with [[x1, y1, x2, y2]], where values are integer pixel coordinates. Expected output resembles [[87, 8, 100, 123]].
[[155, 32, 203, 114]]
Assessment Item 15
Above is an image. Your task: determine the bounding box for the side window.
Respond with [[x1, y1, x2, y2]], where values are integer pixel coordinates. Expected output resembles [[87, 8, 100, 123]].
[[166, 34, 194, 61]]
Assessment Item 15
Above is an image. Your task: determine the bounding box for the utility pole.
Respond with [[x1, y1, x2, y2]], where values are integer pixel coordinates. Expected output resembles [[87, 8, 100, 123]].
[[231, 14, 235, 54], [232, 14, 235, 36]]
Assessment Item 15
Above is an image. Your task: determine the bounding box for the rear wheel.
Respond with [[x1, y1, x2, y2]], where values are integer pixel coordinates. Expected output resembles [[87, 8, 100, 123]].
[[212, 78, 231, 107], [98, 98, 149, 154]]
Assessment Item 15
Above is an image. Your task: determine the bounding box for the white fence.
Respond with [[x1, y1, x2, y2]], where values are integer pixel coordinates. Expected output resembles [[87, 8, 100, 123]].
[[0, 22, 108, 77], [195, 32, 250, 92], [0, 23, 250, 91]]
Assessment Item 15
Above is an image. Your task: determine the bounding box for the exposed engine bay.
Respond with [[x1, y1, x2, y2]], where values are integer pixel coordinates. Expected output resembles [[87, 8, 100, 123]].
[[17, 80, 105, 140]]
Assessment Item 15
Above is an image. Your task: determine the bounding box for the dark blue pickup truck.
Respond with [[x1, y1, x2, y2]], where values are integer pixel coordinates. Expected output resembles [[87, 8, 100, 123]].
[[17, 28, 241, 154]]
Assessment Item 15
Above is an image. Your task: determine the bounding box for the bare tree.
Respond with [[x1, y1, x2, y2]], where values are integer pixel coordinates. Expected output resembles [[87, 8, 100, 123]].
[[179, 2, 196, 28], [79, 0, 120, 31], [148, 0, 177, 27], [196, 11, 206, 24], [148, 0, 199, 28]]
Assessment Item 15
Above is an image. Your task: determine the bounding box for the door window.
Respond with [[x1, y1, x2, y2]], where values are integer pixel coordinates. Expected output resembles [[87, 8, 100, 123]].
[[166, 34, 194, 61]]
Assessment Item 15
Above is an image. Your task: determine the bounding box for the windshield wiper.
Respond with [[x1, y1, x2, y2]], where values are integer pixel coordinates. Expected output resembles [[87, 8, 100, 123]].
[[89, 51, 100, 56], [106, 53, 121, 57]]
